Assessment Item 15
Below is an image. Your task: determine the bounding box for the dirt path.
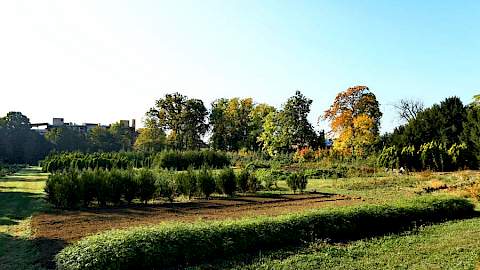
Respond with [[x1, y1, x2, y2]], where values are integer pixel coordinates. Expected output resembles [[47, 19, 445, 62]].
[[32, 193, 361, 244]]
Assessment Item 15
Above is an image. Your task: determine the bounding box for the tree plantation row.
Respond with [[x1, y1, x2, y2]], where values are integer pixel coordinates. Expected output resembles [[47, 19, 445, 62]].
[[41, 151, 230, 172], [1, 86, 479, 172], [45, 167, 309, 209]]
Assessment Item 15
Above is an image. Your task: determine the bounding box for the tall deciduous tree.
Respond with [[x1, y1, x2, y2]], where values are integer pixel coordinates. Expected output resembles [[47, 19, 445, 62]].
[[248, 103, 276, 151], [323, 86, 382, 156], [393, 98, 424, 123], [147, 92, 208, 150], [88, 126, 120, 152], [388, 96, 466, 148], [0, 112, 51, 164], [461, 103, 480, 165], [259, 91, 321, 155], [134, 127, 166, 152], [209, 97, 255, 151], [109, 122, 136, 151], [45, 127, 88, 152]]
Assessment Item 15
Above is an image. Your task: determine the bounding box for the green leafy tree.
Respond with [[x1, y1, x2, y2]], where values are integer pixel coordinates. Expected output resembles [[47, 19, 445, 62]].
[[109, 122, 135, 151], [259, 91, 321, 156], [247, 103, 276, 151], [147, 92, 208, 150], [209, 98, 254, 151], [258, 111, 287, 156], [134, 127, 166, 152], [45, 127, 88, 152], [87, 126, 121, 152], [461, 103, 480, 167], [0, 112, 51, 164], [387, 97, 466, 148]]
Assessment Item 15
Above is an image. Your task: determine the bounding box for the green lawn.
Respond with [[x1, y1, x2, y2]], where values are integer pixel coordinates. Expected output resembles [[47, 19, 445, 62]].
[[0, 167, 49, 270], [1, 167, 479, 269], [193, 171, 480, 270], [193, 217, 480, 270]]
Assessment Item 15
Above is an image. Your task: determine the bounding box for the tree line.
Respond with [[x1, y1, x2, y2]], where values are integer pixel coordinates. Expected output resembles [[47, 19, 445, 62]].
[[0, 112, 138, 164], [379, 96, 480, 170], [1, 86, 479, 172]]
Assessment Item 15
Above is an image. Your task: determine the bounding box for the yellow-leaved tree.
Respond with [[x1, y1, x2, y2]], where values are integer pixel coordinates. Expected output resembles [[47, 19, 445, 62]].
[[323, 86, 382, 156]]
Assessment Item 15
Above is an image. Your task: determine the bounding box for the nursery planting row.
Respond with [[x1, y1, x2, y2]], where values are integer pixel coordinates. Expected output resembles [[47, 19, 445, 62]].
[[45, 167, 263, 209], [55, 196, 475, 270], [41, 150, 230, 172]]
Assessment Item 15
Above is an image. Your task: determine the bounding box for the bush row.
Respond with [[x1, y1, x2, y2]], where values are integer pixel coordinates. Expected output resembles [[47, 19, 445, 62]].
[[0, 163, 24, 177], [41, 152, 152, 172], [45, 167, 258, 208], [41, 150, 230, 172], [55, 196, 475, 270], [153, 150, 230, 170], [378, 141, 474, 171]]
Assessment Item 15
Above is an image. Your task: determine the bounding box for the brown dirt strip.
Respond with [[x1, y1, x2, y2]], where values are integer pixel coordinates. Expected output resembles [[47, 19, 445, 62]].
[[31, 193, 361, 268]]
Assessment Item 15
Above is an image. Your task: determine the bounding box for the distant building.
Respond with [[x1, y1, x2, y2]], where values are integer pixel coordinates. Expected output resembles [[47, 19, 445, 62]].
[[31, 118, 137, 135]]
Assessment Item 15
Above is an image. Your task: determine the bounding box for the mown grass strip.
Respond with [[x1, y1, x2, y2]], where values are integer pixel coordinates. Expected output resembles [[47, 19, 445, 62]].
[[55, 196, 475, 270]]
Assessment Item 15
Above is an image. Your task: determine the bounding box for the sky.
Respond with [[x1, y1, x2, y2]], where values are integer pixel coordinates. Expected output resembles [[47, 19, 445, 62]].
[[0, 0, 478, 134]]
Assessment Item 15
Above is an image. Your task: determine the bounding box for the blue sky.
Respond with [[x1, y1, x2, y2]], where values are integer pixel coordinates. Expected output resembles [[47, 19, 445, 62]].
[[0, 0, 478, 134]]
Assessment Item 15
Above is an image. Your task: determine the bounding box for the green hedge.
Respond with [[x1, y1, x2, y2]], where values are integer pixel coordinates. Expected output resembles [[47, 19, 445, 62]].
[[45, 167, 253, 208], [41, 150, 230, 172], [153, 150, 230, 170], [55, 196, 474, 270]]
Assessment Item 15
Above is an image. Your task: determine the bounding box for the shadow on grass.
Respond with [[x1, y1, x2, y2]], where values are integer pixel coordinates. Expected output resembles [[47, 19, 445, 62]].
[[190, 212, 480, 270], [0, 192, 48, 225], [0, 233, 66, 270]]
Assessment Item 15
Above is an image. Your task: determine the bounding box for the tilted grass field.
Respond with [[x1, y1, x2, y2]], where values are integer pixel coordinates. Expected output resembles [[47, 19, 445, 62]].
[[0, 167, 49, 270], [201, 217, 480, 270], [1, 168, 480, 269]]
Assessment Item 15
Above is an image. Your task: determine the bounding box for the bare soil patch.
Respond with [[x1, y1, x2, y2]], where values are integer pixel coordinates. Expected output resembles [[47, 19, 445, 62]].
[[33, 193, 360, 243], [32, 193, 360, 268]]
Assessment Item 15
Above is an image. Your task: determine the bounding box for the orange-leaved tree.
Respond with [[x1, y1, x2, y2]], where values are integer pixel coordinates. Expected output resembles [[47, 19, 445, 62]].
[[323, 86, 382, 156]]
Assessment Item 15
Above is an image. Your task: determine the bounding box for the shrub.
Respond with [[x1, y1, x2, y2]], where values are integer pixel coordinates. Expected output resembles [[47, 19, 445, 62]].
[[286, 172, 308, 193], [156, 171, 177, 202], [78, 170, 96, 207], [55, 196, 475, 270], [122, 170, 137, 204], [175, 168, 197, 199], [236, 169, 249, 193], [247, 172, 259, 192], [41, 152, 149, 172], [255, 169, 277, 190], [216, 168, 236, 196], [154, 150, 230, 170], [107, 169, 125, 205], [197, 167, 215, 198], [45, 170, 80, 208], [136, 169, 157, 204], [94, 169, 110, 207]]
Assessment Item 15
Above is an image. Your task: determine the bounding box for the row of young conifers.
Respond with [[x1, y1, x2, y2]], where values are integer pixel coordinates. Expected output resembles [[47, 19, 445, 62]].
[[45, 167, 308, 208], [41, 150, 230, 172]]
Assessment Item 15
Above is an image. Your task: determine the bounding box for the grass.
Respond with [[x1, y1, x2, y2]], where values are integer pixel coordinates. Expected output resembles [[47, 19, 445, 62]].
[[205, 217, 480, 270], [2, 166, 480, 269], [55, 196, 474, 270], [0, 167, 49, 270], [189, 170, 480, 269]]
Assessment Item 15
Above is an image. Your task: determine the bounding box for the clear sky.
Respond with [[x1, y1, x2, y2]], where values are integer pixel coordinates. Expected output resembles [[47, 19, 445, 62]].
[[0, 0, 478, 134]]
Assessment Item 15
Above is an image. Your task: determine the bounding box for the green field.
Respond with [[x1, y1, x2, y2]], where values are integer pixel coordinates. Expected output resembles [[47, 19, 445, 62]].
[[1, 168, 480, 269], [194, 217, 480, 270], [0, 167, 49, 270]]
